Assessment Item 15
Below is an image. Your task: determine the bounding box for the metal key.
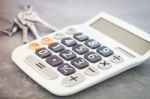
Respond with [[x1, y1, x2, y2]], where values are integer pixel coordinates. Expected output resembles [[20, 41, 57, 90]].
[[17, 11, 40, 39], [14, 18, 29, 43], [23, 5, 58, 31], [27, 21, 40, 39], [0, 19, 18, 36]]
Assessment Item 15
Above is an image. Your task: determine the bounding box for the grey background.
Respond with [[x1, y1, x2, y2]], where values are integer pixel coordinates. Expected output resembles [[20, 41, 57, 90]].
[[0, 0, 150, 99]]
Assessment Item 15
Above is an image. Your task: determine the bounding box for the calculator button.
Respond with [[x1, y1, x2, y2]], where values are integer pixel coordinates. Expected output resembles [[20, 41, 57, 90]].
[[53, 33, 66, 40], [28, 41, 41, 50], [48, 42, 65, 52], [85, 39, 100, 49], [84, 52, 102, 63], [62, 73, 85, 87], [97, 46, 114, 57], [72, 44, 89, 55], [97, 60, 112, 70], [25, 55, 58, 80], [61, 37, 77, 47], [46, 55, 63, 67], [71, 57, 89, 69], [41, 37, 53, 45], [57, 63, 76, 76], [84, 67, 99, 76], [73, 33, 89, 41], [66, 28, 77, 35], [35, 48, 52, 58], [110, 55, 124, 63], [59, 50, 76, 61]]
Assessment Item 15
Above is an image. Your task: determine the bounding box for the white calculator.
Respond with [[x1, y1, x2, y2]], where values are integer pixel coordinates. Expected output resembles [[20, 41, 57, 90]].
[[12, 12, 150, 96]]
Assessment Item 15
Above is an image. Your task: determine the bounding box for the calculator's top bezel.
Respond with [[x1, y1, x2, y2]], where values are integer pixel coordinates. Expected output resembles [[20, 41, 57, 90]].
[[83, 12, 150, 59]]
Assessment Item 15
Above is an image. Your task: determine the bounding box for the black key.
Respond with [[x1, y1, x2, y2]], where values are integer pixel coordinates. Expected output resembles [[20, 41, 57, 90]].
[[85, 39, 100, 49], [46, 55, 63, 67], [71, 57, 89, 69], [57, 63, 76, 76], [61, 37, 77, 47], [97, 46, 114, 57], [49, 42, 65, 52], [72, 44, 89, 55], [35, 48, 51, 58], [73, 33, 89, 41], [59, 50, 76, 61], [84, 52, 101, 63]]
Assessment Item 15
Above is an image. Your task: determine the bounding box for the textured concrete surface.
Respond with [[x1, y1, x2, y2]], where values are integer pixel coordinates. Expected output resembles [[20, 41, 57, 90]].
[[0, 0, 150, 99]]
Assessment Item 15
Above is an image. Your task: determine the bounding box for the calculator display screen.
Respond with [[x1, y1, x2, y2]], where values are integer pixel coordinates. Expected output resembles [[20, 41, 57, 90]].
[[90, 18, 150, 55]]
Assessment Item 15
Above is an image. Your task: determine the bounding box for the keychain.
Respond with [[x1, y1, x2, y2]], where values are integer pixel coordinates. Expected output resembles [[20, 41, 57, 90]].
[[0, 5, 58, 43]]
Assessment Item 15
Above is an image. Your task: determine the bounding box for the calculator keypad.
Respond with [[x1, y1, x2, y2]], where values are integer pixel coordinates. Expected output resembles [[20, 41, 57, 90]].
[[26, 31, 125, 87], [59, 50, 76, 61]]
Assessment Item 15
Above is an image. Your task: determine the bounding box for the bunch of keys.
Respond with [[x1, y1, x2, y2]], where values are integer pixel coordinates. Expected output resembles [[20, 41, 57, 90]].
[[0, 5, 58, 43]]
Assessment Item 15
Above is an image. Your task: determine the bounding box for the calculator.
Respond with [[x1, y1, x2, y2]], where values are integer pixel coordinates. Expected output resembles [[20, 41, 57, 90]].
[[12, 12, 150, 96]]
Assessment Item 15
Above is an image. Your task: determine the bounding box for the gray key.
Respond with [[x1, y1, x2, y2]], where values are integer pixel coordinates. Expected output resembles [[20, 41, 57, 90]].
[[35, 48, 52, 58], [24, 55, 58, 80], [57, 63, 76, 76], [97, 46, 114, 57], [14, 18, 29, 43], [73, 33, 89, 41], [46, 55, 63, 67], [84, 67, 99, 76], [85, 39, 100, 49], [61, 37, 77, 47], [48, 42, 65, 52], [84, 52, 102, 63], [62, 73, 85, 87], [59, 50, 76, 61]]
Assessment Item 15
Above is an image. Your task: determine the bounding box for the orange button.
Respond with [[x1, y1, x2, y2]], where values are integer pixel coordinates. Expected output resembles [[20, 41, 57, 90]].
[[28, 41, 41, 50], [41, 37, 53, 45]]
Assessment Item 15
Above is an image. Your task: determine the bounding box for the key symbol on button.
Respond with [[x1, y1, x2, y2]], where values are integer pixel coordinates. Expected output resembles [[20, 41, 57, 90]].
[[69, 76, 78, 81], [110, 55, 124, 63], [97, 60, 112, 70]]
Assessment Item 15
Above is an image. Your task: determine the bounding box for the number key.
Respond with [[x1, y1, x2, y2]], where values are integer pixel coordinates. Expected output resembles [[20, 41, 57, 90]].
[[71, 57, 89, 69], [84, 52, 102, 63], [35, 48, 51, 58], [49, 42, 65, 52], [72, 44, 89, 55], [61, 37, 77, 47], [59, 50, 76, 61], [97, 46, 114, 57], [85, 39, 100, 49], [73, 33, 89, 41]]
